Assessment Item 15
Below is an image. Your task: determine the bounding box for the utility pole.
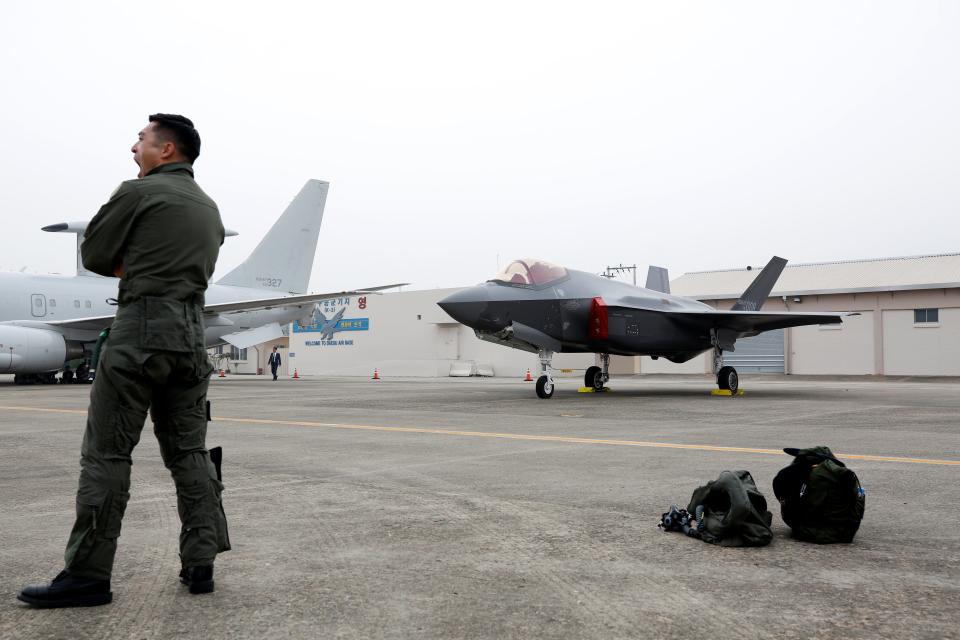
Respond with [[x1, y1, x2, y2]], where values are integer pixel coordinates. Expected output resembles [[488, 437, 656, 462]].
[[603, 263, 637, 286]]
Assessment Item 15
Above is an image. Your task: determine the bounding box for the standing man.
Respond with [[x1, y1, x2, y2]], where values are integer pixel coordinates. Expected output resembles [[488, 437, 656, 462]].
[[18, 114, 230, 608], [268, 346, 281, 380]]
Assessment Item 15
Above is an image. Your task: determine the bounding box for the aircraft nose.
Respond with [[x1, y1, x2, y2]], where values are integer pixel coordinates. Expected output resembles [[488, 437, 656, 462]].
[[438, 287, 489, 327]]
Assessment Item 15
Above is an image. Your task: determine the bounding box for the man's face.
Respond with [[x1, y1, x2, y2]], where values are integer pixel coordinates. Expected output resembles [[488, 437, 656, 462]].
[[131, 122, 172, 178]]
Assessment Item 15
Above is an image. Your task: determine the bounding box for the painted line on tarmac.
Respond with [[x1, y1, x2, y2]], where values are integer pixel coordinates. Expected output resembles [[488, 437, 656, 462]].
[[213, 417, 960, 465], [2, 404, 957, 466]]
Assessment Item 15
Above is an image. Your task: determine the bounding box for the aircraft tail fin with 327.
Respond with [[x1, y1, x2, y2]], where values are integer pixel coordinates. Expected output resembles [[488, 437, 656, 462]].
[[216, 179, 328, 295]]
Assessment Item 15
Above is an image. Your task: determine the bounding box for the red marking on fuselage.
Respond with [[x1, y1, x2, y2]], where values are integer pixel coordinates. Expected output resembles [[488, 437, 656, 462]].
[[589, 296, 608, 340]]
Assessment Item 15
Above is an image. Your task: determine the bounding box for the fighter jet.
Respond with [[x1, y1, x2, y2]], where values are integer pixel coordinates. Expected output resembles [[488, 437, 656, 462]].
[[438, 257, 850, 398], [309, 305, 347, 341]]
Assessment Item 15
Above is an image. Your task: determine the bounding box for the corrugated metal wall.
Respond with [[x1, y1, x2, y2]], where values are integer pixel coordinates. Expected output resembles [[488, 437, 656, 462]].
[[723, 329, 785, 373]]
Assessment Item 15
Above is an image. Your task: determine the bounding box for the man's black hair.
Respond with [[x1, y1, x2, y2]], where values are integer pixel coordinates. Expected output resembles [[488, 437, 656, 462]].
[[148, 113, 201, 163]]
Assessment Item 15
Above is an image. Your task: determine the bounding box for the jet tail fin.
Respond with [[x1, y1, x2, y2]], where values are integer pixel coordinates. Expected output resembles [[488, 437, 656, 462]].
[[217, 180, 328, 294], [44, 221, 237, 278], [42, 222, 94, 277], [645, 266, 670, 293], [730, 256, 787, 311]]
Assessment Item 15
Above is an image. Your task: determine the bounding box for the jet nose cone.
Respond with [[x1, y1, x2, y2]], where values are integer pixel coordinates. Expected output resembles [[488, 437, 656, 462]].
[[438, 287, 489, 327], [439, 287, 486, 306]]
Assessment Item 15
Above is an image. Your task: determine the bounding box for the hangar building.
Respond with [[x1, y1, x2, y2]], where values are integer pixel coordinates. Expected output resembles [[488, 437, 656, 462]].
[[618, 252, 960, 377], [219, 253, 960, 378]]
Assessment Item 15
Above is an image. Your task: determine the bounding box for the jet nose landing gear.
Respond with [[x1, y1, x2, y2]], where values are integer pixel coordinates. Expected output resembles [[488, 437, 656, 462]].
[[535, 375, 554, 399], [583, 354, 611, 392], [535, 348, 556, 399]]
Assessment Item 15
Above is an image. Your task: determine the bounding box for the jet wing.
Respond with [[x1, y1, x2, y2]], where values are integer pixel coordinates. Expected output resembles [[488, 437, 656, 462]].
[[220, 322, 285, 349], [28, 315, 114, 335], [28, 284, 408, 343], [665, 309, 853, 334], [204, 285, 405, 314]]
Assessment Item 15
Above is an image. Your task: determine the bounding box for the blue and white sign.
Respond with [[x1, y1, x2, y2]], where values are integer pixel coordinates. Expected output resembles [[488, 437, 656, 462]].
[[294, 299, 369, 347], [294, 318, 369, 334]]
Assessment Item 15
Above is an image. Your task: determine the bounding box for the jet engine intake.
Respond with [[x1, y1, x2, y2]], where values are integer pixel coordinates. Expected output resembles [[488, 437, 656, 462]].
[[475, 321, 562, 355], [0, 325, 72, 374]]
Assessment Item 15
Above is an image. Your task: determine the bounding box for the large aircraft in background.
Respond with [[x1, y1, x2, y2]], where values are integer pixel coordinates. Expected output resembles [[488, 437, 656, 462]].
[[0, 180, 399, 383], [438, 257, 852, 398]]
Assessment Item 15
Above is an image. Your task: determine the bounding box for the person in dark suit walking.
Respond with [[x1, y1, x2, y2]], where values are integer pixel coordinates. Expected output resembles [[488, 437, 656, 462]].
[[268, 346, 281, 380]]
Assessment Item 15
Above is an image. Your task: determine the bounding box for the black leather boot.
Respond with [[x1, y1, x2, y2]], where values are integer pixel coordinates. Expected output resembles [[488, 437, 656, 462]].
[[179, 565, 214, 594], [18, 570, 112, 608]]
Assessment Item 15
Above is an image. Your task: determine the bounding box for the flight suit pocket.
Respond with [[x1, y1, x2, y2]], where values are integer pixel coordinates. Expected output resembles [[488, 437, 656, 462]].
[[100, 489, 129, 540], [84, 388, 145, 458], [109, 403, 146, 457], [177, 475, 231, 561], [140, 297, 195, 352], [64, 502, 100, 568], [171, 403, 207, 453], [65, 490, 127, 567]]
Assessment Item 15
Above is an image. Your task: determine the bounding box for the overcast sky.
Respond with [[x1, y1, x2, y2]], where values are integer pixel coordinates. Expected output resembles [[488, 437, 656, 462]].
[[2, 1, 957, 292]]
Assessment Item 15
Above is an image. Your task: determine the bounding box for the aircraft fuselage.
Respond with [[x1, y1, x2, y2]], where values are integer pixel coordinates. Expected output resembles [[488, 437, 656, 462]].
[[0, 272, 311, 347], [439, 269, 715, 361]]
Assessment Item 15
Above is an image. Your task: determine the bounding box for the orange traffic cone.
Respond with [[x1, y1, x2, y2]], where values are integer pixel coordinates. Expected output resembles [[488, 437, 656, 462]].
[[218, 369, 226, 378], [523, 368, 533, 382], [372, 368, 380, 380], [292, 368, 300, 379]]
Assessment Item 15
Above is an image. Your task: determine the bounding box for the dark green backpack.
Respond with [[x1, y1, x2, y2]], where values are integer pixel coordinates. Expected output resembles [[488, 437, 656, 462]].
[[773, 446, 865, 544], [687, 470, 774, 547]]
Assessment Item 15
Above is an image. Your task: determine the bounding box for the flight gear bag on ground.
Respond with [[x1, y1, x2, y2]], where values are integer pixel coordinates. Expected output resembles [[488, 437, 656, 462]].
[[658, 505, 706, 539], [773, 446, 865, 544], [686, 470, 774, 547]]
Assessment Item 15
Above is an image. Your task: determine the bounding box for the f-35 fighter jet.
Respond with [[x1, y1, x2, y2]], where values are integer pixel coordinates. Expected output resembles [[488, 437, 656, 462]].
[[438, 257, 849, 398]]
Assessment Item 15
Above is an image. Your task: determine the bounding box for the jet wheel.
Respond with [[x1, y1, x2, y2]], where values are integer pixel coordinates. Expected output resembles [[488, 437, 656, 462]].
[[717, 366, 739, 393], [535, 375, 555, 399], [584, 366, 604, 390]]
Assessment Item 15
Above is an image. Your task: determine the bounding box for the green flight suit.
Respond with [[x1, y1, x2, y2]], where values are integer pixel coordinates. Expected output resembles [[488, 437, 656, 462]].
[[64, 162, 230, 581]]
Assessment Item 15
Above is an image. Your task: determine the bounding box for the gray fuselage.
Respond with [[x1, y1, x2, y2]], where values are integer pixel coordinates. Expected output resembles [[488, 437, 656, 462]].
[[438, 269, 716, 361]]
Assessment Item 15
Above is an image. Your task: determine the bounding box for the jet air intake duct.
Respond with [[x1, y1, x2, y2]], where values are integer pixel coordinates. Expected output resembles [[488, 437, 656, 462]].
[[0, 325, 70, 373]]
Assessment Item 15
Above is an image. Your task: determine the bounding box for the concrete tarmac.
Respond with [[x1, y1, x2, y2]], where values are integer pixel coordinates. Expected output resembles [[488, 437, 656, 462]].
[[1, 374, 958, 639]]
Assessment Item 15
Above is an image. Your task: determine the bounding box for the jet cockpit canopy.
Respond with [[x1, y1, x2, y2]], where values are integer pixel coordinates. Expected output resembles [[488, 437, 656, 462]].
[[490, 259, 568, 287]]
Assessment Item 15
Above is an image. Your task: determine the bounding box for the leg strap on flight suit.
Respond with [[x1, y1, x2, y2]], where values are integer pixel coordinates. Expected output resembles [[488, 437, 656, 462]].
[[210, 446, 223, 483]]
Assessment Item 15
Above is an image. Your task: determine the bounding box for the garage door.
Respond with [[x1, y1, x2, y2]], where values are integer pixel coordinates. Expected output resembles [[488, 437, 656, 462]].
[[724, 329, 784, 374]]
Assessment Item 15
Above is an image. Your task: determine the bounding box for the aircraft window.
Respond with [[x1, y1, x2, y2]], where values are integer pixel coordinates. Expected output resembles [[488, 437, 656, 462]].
[[85, 300, 92, 309], [34, 298, 43, 307], [74, 300, 80, 308], [50, 299, 56, 307], [491, 259, 568, 287]]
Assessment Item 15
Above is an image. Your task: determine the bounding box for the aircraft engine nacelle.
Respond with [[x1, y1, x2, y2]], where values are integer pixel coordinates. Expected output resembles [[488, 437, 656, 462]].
[[0, 325, 83, 374]]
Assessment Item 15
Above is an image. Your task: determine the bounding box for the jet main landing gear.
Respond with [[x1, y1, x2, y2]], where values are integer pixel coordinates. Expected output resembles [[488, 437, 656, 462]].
[[717, 365, 739, 394], [534, 351, 612, 399], [711, 329, 740, 395], [13, 372, 58, 385], [584, 353, 610, 391]]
